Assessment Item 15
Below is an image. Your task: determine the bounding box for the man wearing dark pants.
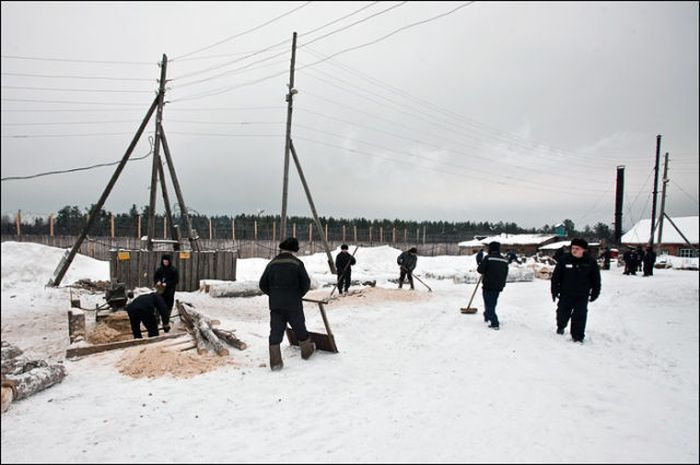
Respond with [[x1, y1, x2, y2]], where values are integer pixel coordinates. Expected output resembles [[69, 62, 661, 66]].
[[551, 238, 601, 343], [397, 247, 418, 290], [154, 254, 178, 333], [125, 292, 168, 339], [476, 241, 509, 330], [335, 244, 356, 294], [259, 237, 314, 371]]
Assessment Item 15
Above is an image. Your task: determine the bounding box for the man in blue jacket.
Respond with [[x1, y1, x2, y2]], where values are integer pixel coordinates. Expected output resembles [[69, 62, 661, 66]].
[[476, 241, 509, 330], [551, 238, 601, 343], [259, 237, 314, 371]]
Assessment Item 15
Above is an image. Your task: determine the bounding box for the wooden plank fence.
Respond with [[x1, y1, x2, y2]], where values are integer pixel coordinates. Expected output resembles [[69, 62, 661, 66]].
[[109, 250, 236, 291]]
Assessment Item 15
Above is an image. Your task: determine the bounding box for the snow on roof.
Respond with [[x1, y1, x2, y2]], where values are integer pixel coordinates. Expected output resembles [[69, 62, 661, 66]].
[[621, 216, 699, 245], [459, 233, 557, 247], [539, 240, 600, 250]]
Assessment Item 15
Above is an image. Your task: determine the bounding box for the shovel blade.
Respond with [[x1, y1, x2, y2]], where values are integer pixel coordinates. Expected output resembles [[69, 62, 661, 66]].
[[460, 307, 478, 314], [286, 328, 338, 353]]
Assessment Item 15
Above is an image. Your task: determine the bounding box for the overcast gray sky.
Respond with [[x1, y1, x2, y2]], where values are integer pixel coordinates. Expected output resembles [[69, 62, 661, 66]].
[[1, 1, 698, 230]]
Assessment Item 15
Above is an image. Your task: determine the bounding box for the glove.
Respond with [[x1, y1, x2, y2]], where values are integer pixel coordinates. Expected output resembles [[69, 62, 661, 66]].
[[589, 293, 599, 302]]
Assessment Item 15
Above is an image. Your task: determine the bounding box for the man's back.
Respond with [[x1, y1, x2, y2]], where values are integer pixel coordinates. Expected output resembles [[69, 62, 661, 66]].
[[259, 252, 311, 311]]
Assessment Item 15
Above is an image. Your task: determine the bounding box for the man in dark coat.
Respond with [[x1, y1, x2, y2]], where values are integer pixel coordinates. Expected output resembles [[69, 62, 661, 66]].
[[643, 246, 657, 276], [636, 246, 645, 273], [397, 247, 418, 290], [506, 249, 520, 264], [629, 248, 639, 275], [599, 247, 612, 270], [154, 254, 178, 332], [623, 248, 632, 275], [335, 244, 356, 294], [476, 241, 509, 330], [125, 292, 168, 339], [259, 237, 314, 371], [551, 238, 601, 343]]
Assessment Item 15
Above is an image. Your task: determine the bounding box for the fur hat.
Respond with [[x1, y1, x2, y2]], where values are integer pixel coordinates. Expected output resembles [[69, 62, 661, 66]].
[[279, 237, 299, 252], [161, 254, 172, 262], [488, 241, 501, 253], [570, 238, 588, 249], [341, 244, 349, 250], [408, 247, 417, 253]]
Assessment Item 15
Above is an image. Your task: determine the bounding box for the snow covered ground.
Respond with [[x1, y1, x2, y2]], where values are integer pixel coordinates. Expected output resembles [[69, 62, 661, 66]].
[[1, 241, 698, 463]]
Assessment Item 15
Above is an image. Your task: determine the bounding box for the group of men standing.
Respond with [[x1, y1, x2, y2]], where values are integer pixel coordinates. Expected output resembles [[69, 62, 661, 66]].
[[622, 246, 657, 277]]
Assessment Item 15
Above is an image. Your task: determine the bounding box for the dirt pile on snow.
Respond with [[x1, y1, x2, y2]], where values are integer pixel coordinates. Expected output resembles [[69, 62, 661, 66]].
[[87, 324, 129, 345], [327, 286, 430, 307], [117, 344, 233, 379]]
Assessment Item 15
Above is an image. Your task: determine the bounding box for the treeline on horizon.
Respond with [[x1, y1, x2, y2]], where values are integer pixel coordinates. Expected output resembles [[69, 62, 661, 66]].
[[1, 204, 613, 242]]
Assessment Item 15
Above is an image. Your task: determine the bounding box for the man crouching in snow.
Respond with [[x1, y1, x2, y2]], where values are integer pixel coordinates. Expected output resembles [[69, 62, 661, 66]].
[[259, 237, 315, 371], [551, 238, 601, 343]]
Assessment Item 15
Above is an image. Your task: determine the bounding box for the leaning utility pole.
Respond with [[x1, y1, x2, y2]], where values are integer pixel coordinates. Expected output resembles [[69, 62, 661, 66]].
[[656, 152, 669, 246], [280, 32, 297, 240], [649, 134, 661, 246], [290, 140, 336, 274], [48, 96, 159, 287], [614, 165, 625, 244], [147, 54, 168, 250]]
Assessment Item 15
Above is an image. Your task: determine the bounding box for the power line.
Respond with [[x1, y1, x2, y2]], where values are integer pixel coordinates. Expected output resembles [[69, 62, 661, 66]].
[[171, 1, 313, 61], [1, 132, 136, 138], [1, 55, 156, 65], [299, 1, 381, 37], [1, 71, 154, 81], [297, 2, 475, 72], [671, 180, 700, 206], [1, 120, 137, 126], [1, 97, 151, 106], [1, 85, 154, 93], [1, 137, 154, 181]]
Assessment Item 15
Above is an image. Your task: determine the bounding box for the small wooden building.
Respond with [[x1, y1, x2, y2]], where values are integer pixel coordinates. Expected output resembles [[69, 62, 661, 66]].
[[459, 233, 559, 256]]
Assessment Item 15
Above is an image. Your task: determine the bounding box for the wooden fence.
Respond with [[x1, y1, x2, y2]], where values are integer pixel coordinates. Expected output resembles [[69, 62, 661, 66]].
[[2, 235, 464, 260], [109, 250, 236, 292]]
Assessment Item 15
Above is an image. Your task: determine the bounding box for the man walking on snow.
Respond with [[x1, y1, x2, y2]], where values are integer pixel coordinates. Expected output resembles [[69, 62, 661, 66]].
[[551, 238, 601, 343], [335, 244, 356, 294], [476, 241, 509, 330]]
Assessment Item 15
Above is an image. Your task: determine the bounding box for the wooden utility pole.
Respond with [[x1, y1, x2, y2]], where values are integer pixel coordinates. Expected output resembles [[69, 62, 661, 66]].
[[15, 210, 21, 237], [292, 223, 296, 238], [48, 95, 159, 286], [289, 140, 336, 273], [649, 134, 661, 246], [614, 166, 625, 244], [147, 54, 168, 251], [656, 153, 669, 246], [353, 225, 357, 243], [254, 221, 258, 241], [280, 32, 298, 239], [111, 214, 115, 238], [156, 156, 179, 247], [272, 222, 276, 242], [369, 226, 373, 243], [232, 219, 236, 241], [160, 129, 198, 251], [342, 225, 346, 242], [209, 217, 213, 240], [308, 223, 312, 242], [137, 214, 142, 239], [49, 213, 54, 237]]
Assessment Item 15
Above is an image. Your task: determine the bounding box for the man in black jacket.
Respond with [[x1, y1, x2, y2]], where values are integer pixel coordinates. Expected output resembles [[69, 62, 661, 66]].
[[154, 254, 178, 332], [125, 292, 168, 339], [476, 241, 509, 330], [551, 238, 601, 343], [397, 247, 418, 290], [259, 237, 314, 371], [335, 244, 356, 294], [643, 246, 657, 276]]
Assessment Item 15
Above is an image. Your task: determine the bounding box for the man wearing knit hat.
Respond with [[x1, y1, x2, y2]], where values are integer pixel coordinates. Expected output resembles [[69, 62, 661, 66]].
[[551, 238, 601, 343], [476, 241, 509, 330], [397, 247, 418, 290], [153, 253, 178, 333], [259, 237, 314, 370]]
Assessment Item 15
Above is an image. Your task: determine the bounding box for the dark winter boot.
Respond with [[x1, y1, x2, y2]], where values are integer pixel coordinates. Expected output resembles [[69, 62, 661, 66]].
[[556, 327, 565, 335], [299, 338, 316, 360], [269, 344, 283, 371]]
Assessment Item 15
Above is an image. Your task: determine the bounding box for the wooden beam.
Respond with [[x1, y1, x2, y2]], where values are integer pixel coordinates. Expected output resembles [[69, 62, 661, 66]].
[[65, 332, 183, 358]]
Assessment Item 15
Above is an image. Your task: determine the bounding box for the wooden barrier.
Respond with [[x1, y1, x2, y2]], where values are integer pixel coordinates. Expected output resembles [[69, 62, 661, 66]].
[[110, 250, 237, 291]]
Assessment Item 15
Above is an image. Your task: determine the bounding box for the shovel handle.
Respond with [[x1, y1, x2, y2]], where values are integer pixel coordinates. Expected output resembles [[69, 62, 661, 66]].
[[466, 275, 483, 308]]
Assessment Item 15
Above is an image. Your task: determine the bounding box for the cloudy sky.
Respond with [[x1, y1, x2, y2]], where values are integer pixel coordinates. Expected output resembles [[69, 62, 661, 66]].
[[1, 1, 698, 230]]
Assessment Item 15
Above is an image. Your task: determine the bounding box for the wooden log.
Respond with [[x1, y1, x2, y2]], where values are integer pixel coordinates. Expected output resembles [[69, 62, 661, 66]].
[[65, 333, 183, 358], [197, 320, 229, 356], [185, 306, 220, 326], [6, 364, 66, 401], [212, 328, 247, 351], [192, 325, 208, 355], [1, 341, 23, 361]]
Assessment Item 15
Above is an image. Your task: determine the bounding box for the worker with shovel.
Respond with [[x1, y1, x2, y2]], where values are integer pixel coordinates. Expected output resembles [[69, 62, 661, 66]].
[[335, 244, 356, 294], [397, 247, 418, 290], [259, 237, 315, 371], [476, 241, 509, 330]]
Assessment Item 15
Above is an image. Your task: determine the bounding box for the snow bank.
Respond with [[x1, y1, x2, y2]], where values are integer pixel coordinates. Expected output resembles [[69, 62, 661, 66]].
[[1, 241, 109, 289]]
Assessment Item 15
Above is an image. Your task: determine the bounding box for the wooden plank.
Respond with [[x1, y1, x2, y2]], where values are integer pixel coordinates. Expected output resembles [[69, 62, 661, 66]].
[[65, 332, 184, 358], [109, 250, 117, 281], [208, 251, 215, 280], [130, 249, 139, 289], [223, 250, 232, 281], [230, 252, 237, 281], [189, 251, 198, 292]]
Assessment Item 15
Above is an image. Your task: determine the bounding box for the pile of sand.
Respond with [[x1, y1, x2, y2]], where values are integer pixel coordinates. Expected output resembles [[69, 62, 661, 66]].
[[87, 324, 130, 344], [117, 344, 232, 379], [328, 286, 430, 307]]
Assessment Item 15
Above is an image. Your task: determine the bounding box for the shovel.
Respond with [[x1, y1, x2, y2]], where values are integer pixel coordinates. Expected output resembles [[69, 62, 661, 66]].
[[460, 275, 482, 314], [412, 273, 432, 292], [286, 298, 338, 353]]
